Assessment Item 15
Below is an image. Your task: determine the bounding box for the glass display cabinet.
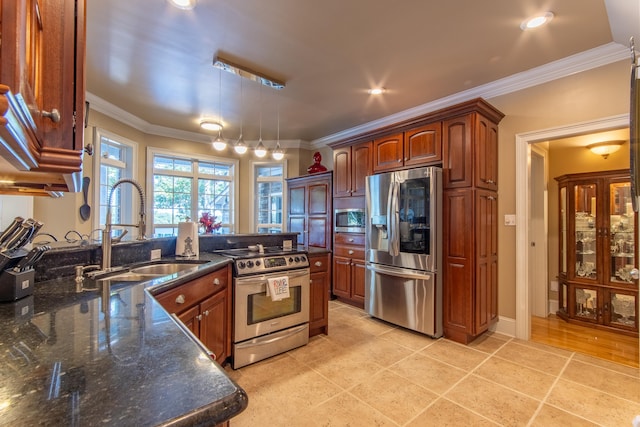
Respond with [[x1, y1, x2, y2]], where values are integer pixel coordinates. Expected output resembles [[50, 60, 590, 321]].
[[556, 170, 638, 335]]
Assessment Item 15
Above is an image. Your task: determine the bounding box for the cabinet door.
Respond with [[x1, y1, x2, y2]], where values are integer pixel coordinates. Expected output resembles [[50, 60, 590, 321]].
[[178, 305, 200, 336], [351, 258, 366, 304], [310, 269, 329, 335], [404, 122, 442, 167], [308, 181, 331, 248], [373, 133, 403, 172], [475, 190, 498, 331], [199, 291, 228, 361], [605, 289, 638, 331], [606, 179, 636, 287], [570, 284, 600, 324], [474, 115, 498, 191], [443, 115, 472, 189], [351, 141, 372, 197], [289, 185, 306, 215], [570, 181, 599, 283], [333, 147, 351, 197], [332, 255, 351, 299]]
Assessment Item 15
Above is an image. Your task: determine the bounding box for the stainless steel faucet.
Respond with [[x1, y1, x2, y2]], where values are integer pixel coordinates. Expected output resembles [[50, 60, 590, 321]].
[[101, 179, 146, 271]]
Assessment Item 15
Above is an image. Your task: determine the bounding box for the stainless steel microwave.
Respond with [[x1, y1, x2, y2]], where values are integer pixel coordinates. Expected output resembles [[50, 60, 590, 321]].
[[335, 208, 365, 233]]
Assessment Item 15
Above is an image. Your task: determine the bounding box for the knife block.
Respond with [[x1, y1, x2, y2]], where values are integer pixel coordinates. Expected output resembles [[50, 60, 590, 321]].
[[0, 268, 35, 302]]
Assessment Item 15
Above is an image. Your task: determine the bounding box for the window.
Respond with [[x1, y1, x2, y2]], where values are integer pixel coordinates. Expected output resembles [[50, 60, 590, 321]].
[[148, 148, 238, 236], [93, 129, 137, 236], [253, 162, 286, 233]]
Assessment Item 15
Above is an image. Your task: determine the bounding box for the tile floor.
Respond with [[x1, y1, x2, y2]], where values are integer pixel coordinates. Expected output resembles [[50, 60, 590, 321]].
[[226, 301, 640, 426]]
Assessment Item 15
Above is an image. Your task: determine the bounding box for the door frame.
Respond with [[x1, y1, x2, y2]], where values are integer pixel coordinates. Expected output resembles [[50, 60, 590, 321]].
[[514, 114, 629, 339], [529, 145, 549, 317]]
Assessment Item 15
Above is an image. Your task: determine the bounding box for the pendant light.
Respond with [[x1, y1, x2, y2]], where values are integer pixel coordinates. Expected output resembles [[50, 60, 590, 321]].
[[234, 77, 248, 154], [272, 96, 284, 160], [212, 68, 227, 151], [254, 85, 267, 158]]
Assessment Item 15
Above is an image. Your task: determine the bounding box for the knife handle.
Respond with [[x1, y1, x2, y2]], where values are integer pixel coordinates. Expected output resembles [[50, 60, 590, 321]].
[[0, 217, 24, 246], [1, 221, 34, 252]]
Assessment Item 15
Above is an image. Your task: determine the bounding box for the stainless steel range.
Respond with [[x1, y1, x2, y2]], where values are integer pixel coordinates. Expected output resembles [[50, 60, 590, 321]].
[[217, 247, 310, 369]]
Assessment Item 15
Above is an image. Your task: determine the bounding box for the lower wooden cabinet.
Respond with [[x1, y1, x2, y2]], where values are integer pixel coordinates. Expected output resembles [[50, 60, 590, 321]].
[[308, 252, 331, 337], [155, 265, 232, 363], [332, 233, 366, 308]]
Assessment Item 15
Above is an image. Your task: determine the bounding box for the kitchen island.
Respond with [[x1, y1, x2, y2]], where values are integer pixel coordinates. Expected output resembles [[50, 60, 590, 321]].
[[0, 254, 247, 426]]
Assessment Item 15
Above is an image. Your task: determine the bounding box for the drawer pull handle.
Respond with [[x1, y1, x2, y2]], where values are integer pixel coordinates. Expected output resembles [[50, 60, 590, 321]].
[[213, 278, 221, 285], [42, 108, 61, 123], [176, 294, 186, 304], [348, 250, 354, 255], [314, 261, 322, 267]]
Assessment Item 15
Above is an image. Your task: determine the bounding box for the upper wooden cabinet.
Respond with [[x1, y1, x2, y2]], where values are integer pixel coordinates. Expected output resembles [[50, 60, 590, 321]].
[[443, 113, 498, 191], [372, 122, 442, 173], [0, 0, 86, 196], [287, 171, 333, 249], [333, 141, 372, 198]]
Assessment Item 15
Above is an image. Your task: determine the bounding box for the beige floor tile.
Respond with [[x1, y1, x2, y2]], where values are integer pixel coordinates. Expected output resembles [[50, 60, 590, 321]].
[[350, 369, 438, 424], [379, 325, 439, 351], [421, 339, 489, 371], [227, 353, 306, 393], [306, 348, 384, 389], [268, 368, 343, 409], [561, 359, 640, 404], [546, 378, 640, 426], [530, 404, 600, 426], [303, 391, 396, 426], [511, 337, 575, 358], [353, 315, 397, 336], [406, 398, 499, 426], [356, 335, 416, 366], [495, 341, 569, 375], [286, 335, 344, 365], [474, 356, 557, 400], [573, 352, 640, 378], [445, 375, 541, 426], [467, 331, 511, 354], [323, 322, 376, 348], [390, 352, 467, 395]]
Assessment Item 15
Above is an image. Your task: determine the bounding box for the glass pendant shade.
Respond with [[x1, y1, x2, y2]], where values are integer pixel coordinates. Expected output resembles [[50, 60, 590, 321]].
[[272, 142, 284, 160], [234, 135, 248, 154], [254, 140, 267, 158], [212, 131, 227, 151]]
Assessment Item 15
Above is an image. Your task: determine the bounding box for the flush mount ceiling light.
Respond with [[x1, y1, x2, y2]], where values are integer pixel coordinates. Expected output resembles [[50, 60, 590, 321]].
[[587, 140, 625, 159], [167, 0, 196, 10], [520, 12, 554, 30], [213, 55, 285, 90], [200, 120, 222, 131]]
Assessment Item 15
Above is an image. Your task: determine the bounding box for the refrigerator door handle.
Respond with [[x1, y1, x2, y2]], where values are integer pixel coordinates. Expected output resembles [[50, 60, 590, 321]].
[[387, 179, 400, 257], [366, 262, 432, 281]]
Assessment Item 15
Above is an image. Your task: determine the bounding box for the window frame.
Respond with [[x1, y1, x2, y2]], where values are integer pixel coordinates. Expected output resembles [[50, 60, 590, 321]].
[[251, 160, 287, 233], [146, 147, 240, 236], [92, 128, 138, 235]]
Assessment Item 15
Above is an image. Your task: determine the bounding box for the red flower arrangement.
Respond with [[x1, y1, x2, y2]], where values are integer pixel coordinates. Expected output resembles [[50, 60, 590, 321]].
[[199, 212, 222, 233]]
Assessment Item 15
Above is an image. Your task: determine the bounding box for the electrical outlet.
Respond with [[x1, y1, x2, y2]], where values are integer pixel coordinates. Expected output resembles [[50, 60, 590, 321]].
[[150, 249, 161, 260], [504, 214, 516, 226], [550, 280, 558, 292]]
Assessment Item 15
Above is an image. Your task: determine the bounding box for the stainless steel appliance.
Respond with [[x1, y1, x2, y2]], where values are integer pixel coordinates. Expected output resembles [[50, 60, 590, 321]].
[[334, 208, 366, 233], [217, 247, 310, 369], [365, 166, 443, 337]]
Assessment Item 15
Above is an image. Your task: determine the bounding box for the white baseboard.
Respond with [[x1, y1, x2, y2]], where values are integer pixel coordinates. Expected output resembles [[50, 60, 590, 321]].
[[490, 316, 516, 337]]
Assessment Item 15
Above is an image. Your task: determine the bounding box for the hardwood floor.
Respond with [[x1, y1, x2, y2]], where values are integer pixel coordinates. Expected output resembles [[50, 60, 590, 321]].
[[530, 315, 639, 368]]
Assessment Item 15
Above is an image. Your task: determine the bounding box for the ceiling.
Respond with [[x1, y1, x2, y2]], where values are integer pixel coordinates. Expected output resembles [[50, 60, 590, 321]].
[[85, 0, 639, 148]]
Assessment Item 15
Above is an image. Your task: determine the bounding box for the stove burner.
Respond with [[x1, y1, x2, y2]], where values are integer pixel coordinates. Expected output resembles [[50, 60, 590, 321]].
[[216, 247, 309, 276]]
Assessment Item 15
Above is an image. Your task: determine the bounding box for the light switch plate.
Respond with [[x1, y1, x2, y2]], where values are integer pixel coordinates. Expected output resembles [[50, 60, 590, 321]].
[[150, 249, 161, 260], [283, 240, 292, 250], [504, 214, 516, 226]]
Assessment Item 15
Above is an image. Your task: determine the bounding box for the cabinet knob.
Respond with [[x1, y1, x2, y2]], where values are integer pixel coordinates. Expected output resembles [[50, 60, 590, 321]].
[[486, 179, 495, 184], [397, 159, 402, 163], [630, 268, 640, 280], [176, 294, 186, 304], [309, 279, 313, 284], [196, 314, 202, 321], [42, 109, 61, 123], [203, 310, 209, 316], [314, 261, 322, 267], [487, 196, 495, 201], [348, 238, 354, 242], [348, 250, 354, 255], [213, 278, 221, 285]]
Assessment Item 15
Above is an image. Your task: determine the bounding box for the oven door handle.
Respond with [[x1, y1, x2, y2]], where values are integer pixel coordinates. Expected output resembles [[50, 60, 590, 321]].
[[366, 263, 432, 281], [235, 268, 309, 284]]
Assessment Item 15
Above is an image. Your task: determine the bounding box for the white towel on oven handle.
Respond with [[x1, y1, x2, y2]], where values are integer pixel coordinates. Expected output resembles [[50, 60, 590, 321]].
[[266, 276, 290, 301]]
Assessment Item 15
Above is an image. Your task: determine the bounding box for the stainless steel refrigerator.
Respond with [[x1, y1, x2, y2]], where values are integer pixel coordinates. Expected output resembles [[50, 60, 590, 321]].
[[365, 166, 442, 337]]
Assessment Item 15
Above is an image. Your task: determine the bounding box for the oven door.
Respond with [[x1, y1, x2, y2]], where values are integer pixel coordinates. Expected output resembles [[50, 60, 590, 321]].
[[234, 268, 310, 342]]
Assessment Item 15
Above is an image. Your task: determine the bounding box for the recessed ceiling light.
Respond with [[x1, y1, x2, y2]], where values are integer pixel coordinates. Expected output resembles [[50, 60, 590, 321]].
[[520, 12, 554, 30], [168, 0, 196, 10], [368, 87, 386, 95], [200, 120, 222, 131]]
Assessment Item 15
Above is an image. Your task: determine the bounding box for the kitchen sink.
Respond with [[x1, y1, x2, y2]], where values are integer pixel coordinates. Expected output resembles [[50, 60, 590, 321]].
[[129, 263, 200, 276], [94, 261, 206, 285]]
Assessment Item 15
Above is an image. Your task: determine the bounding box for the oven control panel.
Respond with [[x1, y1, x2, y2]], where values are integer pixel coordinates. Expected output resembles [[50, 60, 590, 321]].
[[236, 254, 309, 275]]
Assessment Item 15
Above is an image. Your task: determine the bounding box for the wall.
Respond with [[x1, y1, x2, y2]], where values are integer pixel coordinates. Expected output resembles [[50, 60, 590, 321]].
[[489, 60, 630, 319]]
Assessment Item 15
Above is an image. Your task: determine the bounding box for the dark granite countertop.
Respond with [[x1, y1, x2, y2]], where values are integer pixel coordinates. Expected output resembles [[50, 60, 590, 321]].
[[0, 253, 247, 426]]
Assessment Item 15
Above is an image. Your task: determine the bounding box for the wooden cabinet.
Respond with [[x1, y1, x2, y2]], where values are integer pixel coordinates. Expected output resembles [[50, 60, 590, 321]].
[[287, 171, 332, 249], [0, 0, 86, 195], [155, 266, 233, 363], [333, 141, 372, 198], [308, 251, 331, 337], [556, 170, 638, 334], [332, 233, 366, 308], [372, 122, 442, 173]]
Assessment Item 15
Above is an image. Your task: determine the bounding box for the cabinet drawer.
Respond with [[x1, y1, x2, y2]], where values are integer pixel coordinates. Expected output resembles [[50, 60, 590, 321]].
[[155, 267, 228, 314], [309, 253, 330, 273], [334, 233, 365, 246], [334, 245, 365, 259]]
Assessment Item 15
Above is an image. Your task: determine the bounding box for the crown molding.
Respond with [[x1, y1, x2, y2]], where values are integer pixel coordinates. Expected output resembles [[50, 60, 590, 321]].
[[313, 42, 630, 146]]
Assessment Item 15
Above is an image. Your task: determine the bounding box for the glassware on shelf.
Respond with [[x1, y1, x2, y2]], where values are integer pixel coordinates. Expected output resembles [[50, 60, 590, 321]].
[[610, 293, 636, 326]]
